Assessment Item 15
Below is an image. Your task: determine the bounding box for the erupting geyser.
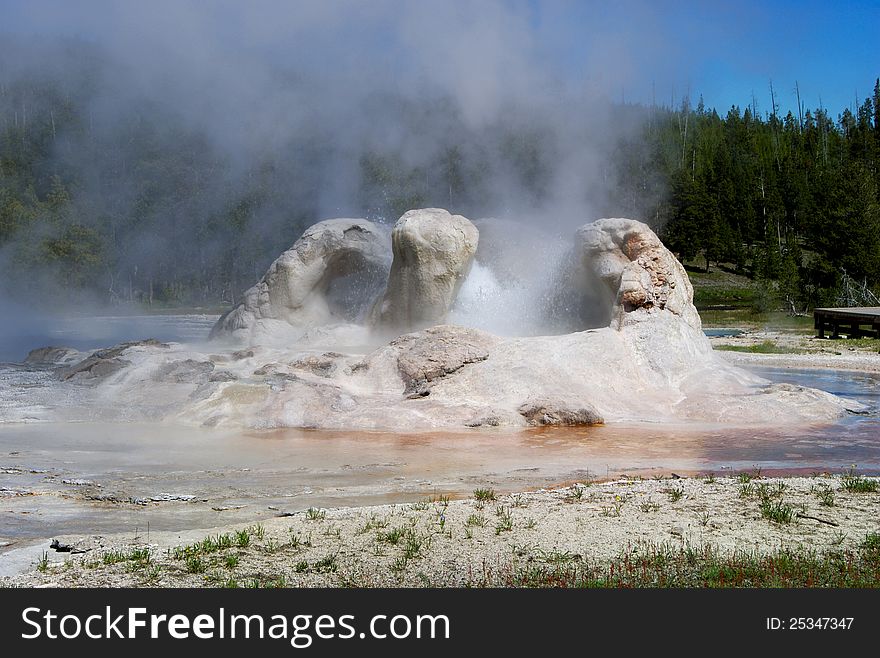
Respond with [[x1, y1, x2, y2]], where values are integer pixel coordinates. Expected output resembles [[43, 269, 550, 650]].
[[13, 208, 862, 430]]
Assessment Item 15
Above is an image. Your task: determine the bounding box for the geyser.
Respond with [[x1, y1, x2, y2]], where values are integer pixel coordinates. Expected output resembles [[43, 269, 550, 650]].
[[9, 209, 861, 431]]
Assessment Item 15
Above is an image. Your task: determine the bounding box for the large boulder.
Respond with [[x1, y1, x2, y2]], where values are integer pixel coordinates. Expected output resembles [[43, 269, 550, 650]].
[[372, 209, 479, 333], [211, 219, 391, 344], [578, 218, 702, 331]]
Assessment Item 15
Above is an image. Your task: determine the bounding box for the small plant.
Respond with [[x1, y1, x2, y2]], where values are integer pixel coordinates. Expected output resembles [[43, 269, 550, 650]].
[[466, 514, 487, 527], [600, 504, 622, 518], [264, 575, 288, 589], [250, 524, 265, 540], [377, 527, 407, 545], [305, 507, 326, 521], [755, 481, 787, 501], [738, 483, 754, 499], [703, 473, 716, 484], [640, 501, 661, 513], [390, 556, 409, 573], [432, 494, 450, 508], [537, 549, 578, 564], [235, 529, 250, 548], [523, 518, 537, 530], [143, 565, 162, 583], [289, 533, 306, 550], [495, 508, 513, 535], [185, 555, 206, 574], [224, 553, 239, 569], [402, 535, 424, 560], [664, 486, 684, 503], [812, 483, 836, 507], [564, 486, 585, 503], [737, 472, 753, 485], [698, 511, 710, 527], [294, 560, 309, 573], [473, 488, 496, 502], [128, 547, 152, 564], [841, 469, 878, 493], [760, 498, 794, 525], [860, 532, 880, 556], [313, 554, 339, 573], [37, 551, 50, 573], [102, 550, 128, 565], [410, 500, 430, 511]]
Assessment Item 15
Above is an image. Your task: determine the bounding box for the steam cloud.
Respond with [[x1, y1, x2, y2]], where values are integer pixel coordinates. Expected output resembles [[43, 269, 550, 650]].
[[0, 0, 685, 352]]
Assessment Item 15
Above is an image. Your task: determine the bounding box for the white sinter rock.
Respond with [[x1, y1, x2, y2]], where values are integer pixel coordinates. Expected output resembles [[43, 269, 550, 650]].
[[371, 208, 479, 333], [14, 212, 861, 431], [210, 218, 390, 346]]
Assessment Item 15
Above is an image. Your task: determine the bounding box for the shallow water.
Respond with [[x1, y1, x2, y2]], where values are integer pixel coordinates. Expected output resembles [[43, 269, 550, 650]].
[[703, 328, 745, 338], [0, 316, 878, 558], [0, 313, 218, 362]]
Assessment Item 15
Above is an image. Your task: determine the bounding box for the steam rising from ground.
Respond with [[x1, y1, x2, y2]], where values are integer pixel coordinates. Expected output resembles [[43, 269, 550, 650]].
[[1, 1, 680, 328]]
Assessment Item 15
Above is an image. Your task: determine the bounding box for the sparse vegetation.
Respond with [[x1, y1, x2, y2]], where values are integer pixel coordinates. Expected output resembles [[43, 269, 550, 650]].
[[184, 555, 206, 574], [759, 498, 795, 525], [714, 341, 805, 354], [466, 514, 487, 527], [812, 483, 836, 507], [664, 486, 684, 503], [305, 507, 326, 521], [841, 469, 879, 493], [495, 507, 513, 535], [473, 488, 496, 502], [498, 543, 880, 588]]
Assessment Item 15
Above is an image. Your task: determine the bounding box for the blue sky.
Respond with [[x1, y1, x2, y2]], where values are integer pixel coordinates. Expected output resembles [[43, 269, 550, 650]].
[[2, 0, 878, 118], [526, 0, 880, 116]]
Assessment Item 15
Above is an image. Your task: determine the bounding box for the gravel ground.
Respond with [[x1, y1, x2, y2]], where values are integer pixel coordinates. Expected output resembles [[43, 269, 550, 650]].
[[4, 474, 877, 587]]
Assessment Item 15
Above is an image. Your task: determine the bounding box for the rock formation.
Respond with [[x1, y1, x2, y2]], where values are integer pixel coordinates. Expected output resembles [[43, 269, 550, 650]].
[[210, 218, 390, 345], [578, 217, 702, 331], [372, 208, 479, 333], [12, 211, 861, 431]]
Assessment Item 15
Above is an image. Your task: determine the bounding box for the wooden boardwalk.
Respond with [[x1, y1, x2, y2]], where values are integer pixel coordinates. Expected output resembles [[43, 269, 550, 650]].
[[814, 307, 880, 338]]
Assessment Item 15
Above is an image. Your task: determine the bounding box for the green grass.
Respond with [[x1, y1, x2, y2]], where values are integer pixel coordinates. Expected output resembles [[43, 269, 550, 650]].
[[759, 498, 795, 524], [493, 542, 880, 587], [473, 488, 496, 502], [663, 486, 684, 503], [305, 507, 326, 521], [829, 337, 880, 349], [312, 554, 339, 574], [494, 507, 513, 535], [841, 470, 879, 493], [376, 527, 407, 545], [699, 309, 814, 331], [714, 340, 806, 354], [812, 483, 836, 507], [184, 555, 206, 574]]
